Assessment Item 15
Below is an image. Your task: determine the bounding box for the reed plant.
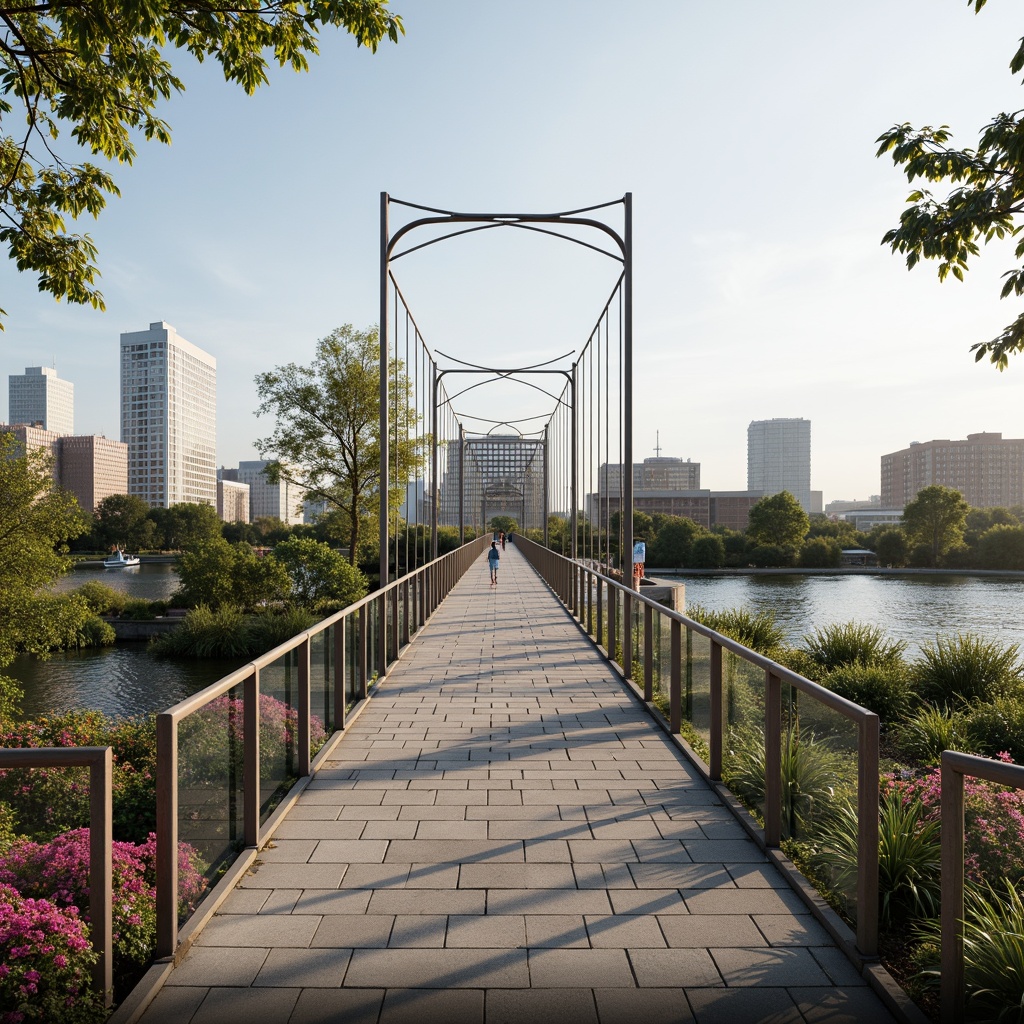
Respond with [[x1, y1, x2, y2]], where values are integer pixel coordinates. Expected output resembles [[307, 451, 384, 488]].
[[800, 621, 907, 672], [150, 605, 317, 660], [686, 604, 786, 655], [821, 663, 917, 725], [914, 633, 1024, 707], [895, 706, 975, 765]]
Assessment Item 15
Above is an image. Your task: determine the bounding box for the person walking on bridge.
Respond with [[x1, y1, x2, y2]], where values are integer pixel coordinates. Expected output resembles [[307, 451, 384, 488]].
[[488, 541, 500, 586]]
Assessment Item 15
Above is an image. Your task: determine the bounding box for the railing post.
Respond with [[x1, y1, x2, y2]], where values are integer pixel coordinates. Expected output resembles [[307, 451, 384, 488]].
[[857, 713, 880, 957], [358, 604, 368, 700], [402, 578, 411, 646], [709, 641, 723, 781], [298, 636, 311, 777], [244, 670, 260, 847], [670, 618, 681, 734], [156, 712, 178, 958], [89, 748, 113, 1005], [941, 754, 966, 1024], [765, 671, 782, 847], [643, 602, 653, 701], [333, 621, 347, 730]]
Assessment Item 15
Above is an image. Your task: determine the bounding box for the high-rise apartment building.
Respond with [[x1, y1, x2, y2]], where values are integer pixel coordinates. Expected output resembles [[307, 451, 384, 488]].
[[0, 423, 62, 484], [8, 366, 74, 435], [121, 322, 216, 508], [747, 418, 812, 513], [881, 432, 1024, 509], [234, 460, 306, 525], [58, 436, 128, 513]]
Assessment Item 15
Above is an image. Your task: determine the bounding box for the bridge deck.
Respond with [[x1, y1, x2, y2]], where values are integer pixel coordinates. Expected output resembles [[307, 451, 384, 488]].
[[141, 545, 896, 1024]]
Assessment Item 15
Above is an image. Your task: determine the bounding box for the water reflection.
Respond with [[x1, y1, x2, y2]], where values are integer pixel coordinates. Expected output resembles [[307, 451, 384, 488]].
[[675, 573, 1024, 655], [54, 562, 180, 602], [10, 646, 243, 720]]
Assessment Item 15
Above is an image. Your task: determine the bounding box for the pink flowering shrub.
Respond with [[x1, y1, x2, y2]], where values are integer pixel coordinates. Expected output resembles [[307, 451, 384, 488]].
[[884, 753, 1024, 887], [0, 883, 104, 1023], [0, 712, 157, 844], [0, 829, 205, 991]]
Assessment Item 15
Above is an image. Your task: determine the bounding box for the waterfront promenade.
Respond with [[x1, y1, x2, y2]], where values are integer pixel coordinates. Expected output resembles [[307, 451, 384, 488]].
[[138, 545, 897, 1024]]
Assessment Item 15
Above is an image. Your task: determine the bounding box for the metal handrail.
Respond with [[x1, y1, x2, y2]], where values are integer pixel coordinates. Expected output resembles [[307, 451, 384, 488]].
[[155, 535, 490, 956], [513, 534, 880, 957], [0, 746, 113, 1005], [940, 750, 1024, 1023]]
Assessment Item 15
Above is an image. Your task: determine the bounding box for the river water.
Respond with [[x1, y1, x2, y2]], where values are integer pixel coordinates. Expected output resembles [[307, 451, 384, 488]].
[[670, 571, 1024, 656], [8, 566, 1024, 720]]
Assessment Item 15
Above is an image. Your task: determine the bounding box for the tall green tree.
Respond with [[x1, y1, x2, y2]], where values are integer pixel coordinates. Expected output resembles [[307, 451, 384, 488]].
[[901, 485, 970, 567], [976, 523, 1024, 570], [166, 502, 222, 551], [255, 324, 427, 564], [176, 537, 290, 610], [746, 491, 810, 550], [94, 493, 150, 550], [0, 1, 402, 326], [0, 434, 88, 712], [271, 537, 367, 608], [877, 0, 1024, 367]]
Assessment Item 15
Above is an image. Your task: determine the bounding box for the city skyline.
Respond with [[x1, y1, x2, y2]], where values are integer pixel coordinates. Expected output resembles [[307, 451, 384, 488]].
[[2, 2, 1024, 500]]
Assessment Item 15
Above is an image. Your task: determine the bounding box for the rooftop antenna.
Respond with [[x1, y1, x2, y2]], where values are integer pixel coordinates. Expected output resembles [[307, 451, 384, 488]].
[[654, 430, 662, 458]]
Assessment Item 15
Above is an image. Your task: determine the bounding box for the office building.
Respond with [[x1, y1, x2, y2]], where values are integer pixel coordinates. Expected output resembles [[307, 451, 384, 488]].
[[120, 322, 216, 508], [747, 418, 812, 513], [217, 478, 251, 523], [598, 457, 701, 495], [881, 432, 1024, 509], [235, 460, 306, 525], [8, 366, 74, 435], [59, 435, 128, 513]]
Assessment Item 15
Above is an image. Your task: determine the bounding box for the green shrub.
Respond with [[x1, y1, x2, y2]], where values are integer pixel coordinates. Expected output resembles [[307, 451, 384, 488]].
[[895, 706, 975, 765], [687, 604, 786, 655], [914, 633, 1024, 707], [150, 605, 318, 660], [723, 725, 849, 838], [77, 615, 116, 647], [821, 664, 916, 724], [73, 580, 126, 615], [963, 695, 1024, 763], [150, 604, 251, 658], [748, 543, 796, 568], [800, 621, 907, 672], [811, 788, 941, 926], [120, 598, 167, 620], [799, 536, 842, 568]]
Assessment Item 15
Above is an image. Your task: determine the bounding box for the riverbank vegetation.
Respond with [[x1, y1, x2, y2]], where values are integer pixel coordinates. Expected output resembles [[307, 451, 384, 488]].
[[680, 604, 1024, 1018], [539, 485, 1024, 572]]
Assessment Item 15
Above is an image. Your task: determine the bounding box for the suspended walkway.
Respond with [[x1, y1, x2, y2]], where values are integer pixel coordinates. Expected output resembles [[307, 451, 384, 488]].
[[137, 545, 898, 1024]]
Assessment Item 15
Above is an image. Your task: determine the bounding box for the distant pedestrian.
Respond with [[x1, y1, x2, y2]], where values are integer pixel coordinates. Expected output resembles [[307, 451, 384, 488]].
[[488, 541, 500, 586], [499, 530, 506, 551]]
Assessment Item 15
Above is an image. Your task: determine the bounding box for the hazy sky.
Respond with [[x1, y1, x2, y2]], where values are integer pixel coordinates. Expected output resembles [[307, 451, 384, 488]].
[[3, 0, 1023, 503]]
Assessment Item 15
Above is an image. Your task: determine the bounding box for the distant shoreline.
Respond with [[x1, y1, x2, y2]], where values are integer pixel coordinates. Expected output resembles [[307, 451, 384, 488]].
[[652, 566, 1024, 581]]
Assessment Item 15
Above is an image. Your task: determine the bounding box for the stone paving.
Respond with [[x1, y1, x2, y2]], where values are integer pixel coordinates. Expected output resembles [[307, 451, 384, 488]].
[[139, 544, 897, 1024]]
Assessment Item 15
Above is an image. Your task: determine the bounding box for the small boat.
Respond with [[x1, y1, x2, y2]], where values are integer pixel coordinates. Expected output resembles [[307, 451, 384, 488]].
[[103, 548, 140, 568]]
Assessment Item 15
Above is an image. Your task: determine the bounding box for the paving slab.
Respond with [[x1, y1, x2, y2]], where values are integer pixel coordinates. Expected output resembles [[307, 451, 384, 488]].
[[139, 545, 898, 1023]]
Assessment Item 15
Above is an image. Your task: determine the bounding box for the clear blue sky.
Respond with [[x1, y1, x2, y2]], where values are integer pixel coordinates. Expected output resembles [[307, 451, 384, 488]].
[[3, 0, 1023, 503]]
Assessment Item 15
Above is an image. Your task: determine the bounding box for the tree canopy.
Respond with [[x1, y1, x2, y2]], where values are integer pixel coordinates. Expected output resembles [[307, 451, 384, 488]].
[[876, 0, 1024, 368], [255, 324, 426, 564], [0, 0, 403, 326], [746, 491, 810, 551], [901, 485, 970, 568]]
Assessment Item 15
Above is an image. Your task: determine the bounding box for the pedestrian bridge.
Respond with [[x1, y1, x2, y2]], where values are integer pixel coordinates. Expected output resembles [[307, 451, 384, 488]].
[[128, 542, 900, 1024]]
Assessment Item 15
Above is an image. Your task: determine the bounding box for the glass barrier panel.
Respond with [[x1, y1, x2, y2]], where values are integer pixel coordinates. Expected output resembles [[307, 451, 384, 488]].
[[177, 683, 244, 898], [256, 649, 298, 823], [651, 608, 670, 723], [779, 680, 861, 926], [367, 601, 379, 685], [629, 598, 643, 682], [721, 653, 766, 824], [684, 629, 712, 761], [309, 628, 330, 756]]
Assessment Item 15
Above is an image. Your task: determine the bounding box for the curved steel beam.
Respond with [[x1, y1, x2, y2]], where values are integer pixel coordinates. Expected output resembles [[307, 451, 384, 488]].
[[436, 350, 575, 373], [389, 196, 624, 219]]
